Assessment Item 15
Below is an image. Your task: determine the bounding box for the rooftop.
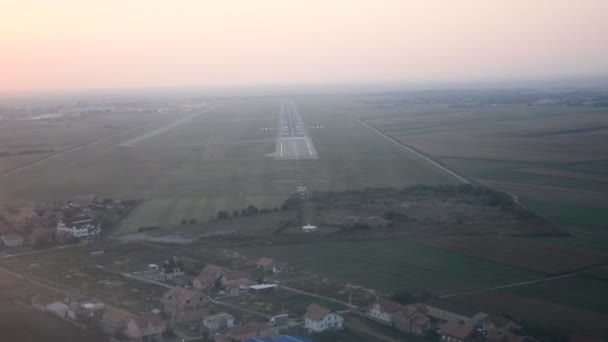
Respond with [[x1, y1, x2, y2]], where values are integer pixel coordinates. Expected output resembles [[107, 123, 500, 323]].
[[426, 298, 480, 318], [304, 303, 331, 321], [440, 320, 475, 339]]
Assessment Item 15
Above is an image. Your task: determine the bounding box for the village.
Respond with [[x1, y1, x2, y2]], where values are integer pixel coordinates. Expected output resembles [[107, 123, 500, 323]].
[[0, 195, 534, 342]]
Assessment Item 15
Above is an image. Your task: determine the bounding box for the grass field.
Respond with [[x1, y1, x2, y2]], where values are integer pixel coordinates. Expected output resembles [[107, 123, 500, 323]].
[[239, 239, 541, 294], [452, 291, 608, 336], [504, 275, 608, 314], [0, 96, 459, 234], [412, 236, 608, 273], [521, 199, 608, 237]]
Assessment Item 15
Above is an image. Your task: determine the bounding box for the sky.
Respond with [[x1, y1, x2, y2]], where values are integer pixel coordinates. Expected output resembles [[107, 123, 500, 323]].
[[1, 0, 607, 92]]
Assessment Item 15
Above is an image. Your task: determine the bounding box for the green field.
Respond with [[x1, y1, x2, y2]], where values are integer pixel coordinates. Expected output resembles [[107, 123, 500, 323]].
[[0, 97, 459, 234], [521, 199, 608, 237], [505, 275, 608, 314], [239, 239, 541, 294]]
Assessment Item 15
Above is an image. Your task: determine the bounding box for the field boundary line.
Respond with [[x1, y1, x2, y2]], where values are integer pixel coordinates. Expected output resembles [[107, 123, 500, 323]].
[[119, 103, 219, 146], [352, 117, 470, 184], [439, 261, 608, 298], [0, 127, 134, 180], [278, 284, 357, 309]]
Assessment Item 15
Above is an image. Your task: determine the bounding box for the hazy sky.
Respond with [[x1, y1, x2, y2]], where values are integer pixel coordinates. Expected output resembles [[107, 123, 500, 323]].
[[1, 0, 607, 92]]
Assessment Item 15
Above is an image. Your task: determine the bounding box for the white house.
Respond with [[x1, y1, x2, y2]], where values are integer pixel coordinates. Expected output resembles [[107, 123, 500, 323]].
[[1, 232, 24, 247], [304, 303, 343, 333], [125, 314, 165, 341], [367, 297, 401, 325], [202, 312, 235, 333], [56, 218, 101, 238]]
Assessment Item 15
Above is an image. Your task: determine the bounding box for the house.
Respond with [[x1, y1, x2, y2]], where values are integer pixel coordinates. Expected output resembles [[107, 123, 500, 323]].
[[161, 256, 185, 280], [439, 320, 475, 342], [271, 261, 291, 274], [393, 304, 431, 336], [227, 321, 272, 342], [255, 257, 275, 271], [480, 314, 516, 332], [56, 217, 101, 238], [46, 301, 69, 318], [193, 264, 229, 290], [304, 303, 343, 333], [31, 293, 56, 311], [485, 329, 527, 342], [161, 287, 209, 322], [1, 232, 23, 247], [426, 298, 487, 325], [203, 312, 235, 333], [101, 306, 134, 336], [367, 297, 401, 325], [125, 314, 165, 341], [221, 271, 256, 296], [67, 301, 104, 321]]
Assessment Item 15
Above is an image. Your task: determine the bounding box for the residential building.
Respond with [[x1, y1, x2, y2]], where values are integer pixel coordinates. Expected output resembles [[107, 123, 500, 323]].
[[367, 297, 401, 325], [31, 293, 56, 311], [125, 314, 165, 341], [485, 329, 527, 342], [304, 303, 343, 333], [227, 321, 272, 342], [56, 217, 101, 238], [46, 301, 69, 318], [439, 320, 475, 342], [203, 312, 235, 333], [393, 304, 431, 336], [426, 299, 487, 325], [101, 306, 134, 336], [161, 256, 185, 280], [271, 261, 291, 274], [193, 264, 229, 290], [1, 232, 23, 247], [161, 287, 209, 322], [480, 314, 516, 332], [221, 271, 256, 296], [255, 257, 275, 271]]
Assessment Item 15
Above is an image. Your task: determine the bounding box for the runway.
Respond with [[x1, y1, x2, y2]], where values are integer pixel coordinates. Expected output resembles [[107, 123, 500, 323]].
[[275, 100, 317, 160]]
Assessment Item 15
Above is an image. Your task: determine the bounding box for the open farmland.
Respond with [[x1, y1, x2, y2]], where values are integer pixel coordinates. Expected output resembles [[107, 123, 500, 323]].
[[412, 236, 608, 273], [0, 96, 460, 234], [451, 291, 608, 337], [504, 274, 608, 314], [239, 239, 541, 294]]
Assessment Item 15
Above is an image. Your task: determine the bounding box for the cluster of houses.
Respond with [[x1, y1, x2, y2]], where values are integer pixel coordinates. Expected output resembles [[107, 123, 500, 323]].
[[366, 297, 528, 342], [0, 196, 133, 249]]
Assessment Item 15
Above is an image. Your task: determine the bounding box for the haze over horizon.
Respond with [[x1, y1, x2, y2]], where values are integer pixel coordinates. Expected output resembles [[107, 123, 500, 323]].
[[2, 0, 607, 93]]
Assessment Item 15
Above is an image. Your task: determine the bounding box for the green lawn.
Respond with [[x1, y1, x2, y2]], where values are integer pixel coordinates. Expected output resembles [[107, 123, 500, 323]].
[[505, 274, 608, 314], [239, 239, 541, 294]]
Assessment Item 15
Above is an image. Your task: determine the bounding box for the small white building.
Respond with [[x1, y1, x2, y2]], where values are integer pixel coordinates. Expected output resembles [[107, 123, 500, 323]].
[[304, 303, 343, 333], [46, 301, 69, 318], [1, 233, 24, 247], [202, 312, 235, 333], [126, 314, 165, 341], [56, 218, 101, 238]]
